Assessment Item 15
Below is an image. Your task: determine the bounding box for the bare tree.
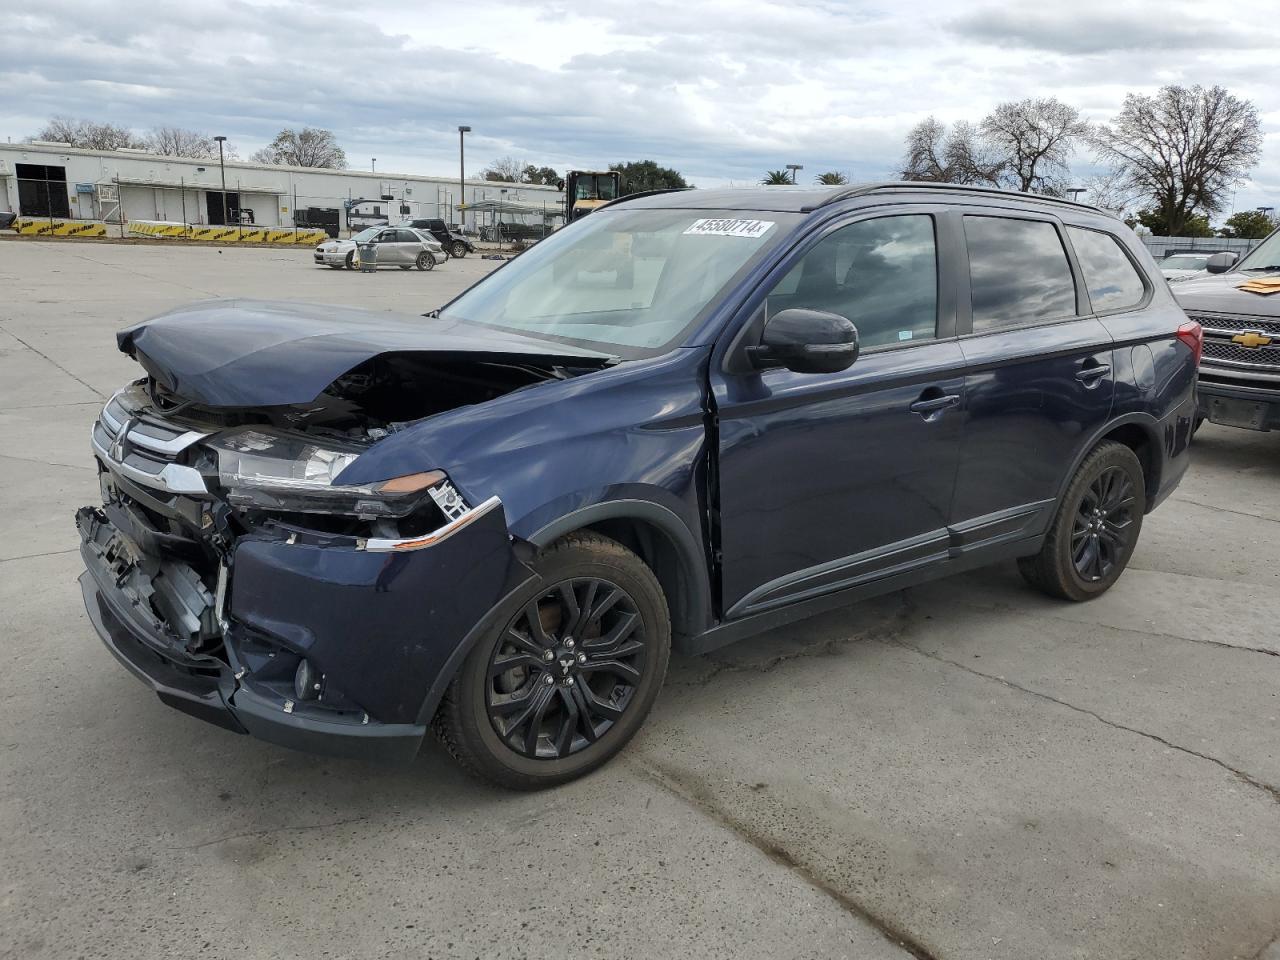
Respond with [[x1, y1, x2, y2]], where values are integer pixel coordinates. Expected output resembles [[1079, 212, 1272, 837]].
[[1077, 167, 1140, 217], [1092, 85, 1262, 236], [902, 117, 1002, 185], [480, 156, 527, 182], [251, 128, 347, 168], [981, 98, 1088, 194], [32, 116, 142, 150], [146, 126, 235, 160]]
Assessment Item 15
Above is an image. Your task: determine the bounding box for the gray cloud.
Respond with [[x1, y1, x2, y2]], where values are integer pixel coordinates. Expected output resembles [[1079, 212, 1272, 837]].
[[1, 0, 1276, 211]]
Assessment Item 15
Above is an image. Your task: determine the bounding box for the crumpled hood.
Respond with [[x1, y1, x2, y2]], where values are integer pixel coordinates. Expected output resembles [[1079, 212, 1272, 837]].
[[1172, 273, 1280, 319], [117, 299, 615, 407]]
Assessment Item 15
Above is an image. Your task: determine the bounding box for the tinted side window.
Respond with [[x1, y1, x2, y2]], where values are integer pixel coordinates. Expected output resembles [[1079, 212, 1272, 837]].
[[766, 215, 938, 349], [964, 217, 1076, 332], [1067, 226, 1146, 313], [397, 229, 419, 243]]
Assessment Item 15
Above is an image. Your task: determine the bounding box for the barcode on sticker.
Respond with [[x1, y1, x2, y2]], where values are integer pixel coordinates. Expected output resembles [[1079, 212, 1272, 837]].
[[683, 218, 775, 239]]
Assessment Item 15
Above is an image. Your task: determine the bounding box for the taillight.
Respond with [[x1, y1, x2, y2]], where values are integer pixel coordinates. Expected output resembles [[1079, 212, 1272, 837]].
[[1176, 320, 1203, 366]]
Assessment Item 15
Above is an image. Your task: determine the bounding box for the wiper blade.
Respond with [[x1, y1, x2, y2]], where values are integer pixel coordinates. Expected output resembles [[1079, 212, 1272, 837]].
[[1242, 265, 1280, 272]]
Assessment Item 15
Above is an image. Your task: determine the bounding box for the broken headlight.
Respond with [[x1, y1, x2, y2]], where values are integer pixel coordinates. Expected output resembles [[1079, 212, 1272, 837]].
[[207, 429, 443, 517]]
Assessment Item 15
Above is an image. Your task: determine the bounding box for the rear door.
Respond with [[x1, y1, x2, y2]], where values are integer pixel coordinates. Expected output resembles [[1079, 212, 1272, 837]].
[[950, 211, 1115, 550], [711, 209, 967, 618]]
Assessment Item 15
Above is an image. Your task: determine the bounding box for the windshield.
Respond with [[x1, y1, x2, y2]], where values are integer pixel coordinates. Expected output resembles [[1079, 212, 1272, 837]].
[[439, 208, 800, 356], [574, 174, 619, 202], [1237, 229, 1280, 272], [1161, 255, 1208, 270], [352, 227, 382, 242]]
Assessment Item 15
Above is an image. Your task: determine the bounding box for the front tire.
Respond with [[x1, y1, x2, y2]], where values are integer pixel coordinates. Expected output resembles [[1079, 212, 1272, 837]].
[[434, 532, 671, 790], [451, 241, 468, 258], [1018, 441, 1146, 601], [416, 252, 435, 271], [344, 251, 354, 270]]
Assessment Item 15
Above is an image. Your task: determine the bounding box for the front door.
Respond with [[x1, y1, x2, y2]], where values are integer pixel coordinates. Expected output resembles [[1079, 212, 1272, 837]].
[[949, 213, 1116, 546], [711, 212, 966, 618]]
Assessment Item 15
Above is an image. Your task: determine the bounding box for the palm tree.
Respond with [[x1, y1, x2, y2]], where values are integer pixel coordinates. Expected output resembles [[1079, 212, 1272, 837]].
[[815, 171, 849, 185], [761, 170, 793, 185]]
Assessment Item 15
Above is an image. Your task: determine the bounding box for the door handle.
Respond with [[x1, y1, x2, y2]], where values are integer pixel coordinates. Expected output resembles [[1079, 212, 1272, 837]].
[[909, 393, 961, 417], [1075, 363, 1111, 384]]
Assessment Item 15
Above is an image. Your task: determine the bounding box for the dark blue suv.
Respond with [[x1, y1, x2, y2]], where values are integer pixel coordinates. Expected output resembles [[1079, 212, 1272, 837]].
[[77, 183, 1199, 788]]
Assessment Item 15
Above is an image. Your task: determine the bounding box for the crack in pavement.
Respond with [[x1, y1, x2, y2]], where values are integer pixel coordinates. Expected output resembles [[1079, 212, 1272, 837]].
[[1169, 497, 1280, 525], [0, 450, 97, 472], [0, 547, 78, 565], [632, 758, 939, 960], [937, 592, 1280, 659], [174, 816, 371, 850], [889, 638, 1280, 805], [0, 323, 106, 400]]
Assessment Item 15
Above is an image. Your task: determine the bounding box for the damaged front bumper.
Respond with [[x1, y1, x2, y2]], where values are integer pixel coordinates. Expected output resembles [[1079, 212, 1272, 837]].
[[76, 486, 525, 764]]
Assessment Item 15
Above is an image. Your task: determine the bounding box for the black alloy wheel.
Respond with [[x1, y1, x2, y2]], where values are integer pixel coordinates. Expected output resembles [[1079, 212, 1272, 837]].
[[434, 532, 670, 789], [1070, 466, 1136, 583], [1018, 440, 1146, 601], [486, 577, 646, 760]]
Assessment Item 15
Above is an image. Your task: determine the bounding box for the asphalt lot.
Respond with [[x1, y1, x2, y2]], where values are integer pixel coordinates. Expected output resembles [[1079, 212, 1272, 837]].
[[2, 238, 1279, 960]]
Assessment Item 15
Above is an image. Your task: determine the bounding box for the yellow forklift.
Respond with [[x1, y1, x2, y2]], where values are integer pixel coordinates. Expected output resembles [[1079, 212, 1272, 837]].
[[562, 170, 623, 221]]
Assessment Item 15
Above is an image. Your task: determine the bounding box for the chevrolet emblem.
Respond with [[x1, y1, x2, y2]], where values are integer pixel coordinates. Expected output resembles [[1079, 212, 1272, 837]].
[[1232, 331, 1273, 349]]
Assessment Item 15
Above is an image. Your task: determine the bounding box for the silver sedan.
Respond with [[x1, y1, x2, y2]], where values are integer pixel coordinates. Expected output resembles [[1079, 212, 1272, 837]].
[[314, 226, 446, 271]]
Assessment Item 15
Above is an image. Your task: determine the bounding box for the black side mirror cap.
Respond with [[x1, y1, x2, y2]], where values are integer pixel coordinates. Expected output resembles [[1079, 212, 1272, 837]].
[[747, 308, 860, 374], [1205, 251, 1239, 274]]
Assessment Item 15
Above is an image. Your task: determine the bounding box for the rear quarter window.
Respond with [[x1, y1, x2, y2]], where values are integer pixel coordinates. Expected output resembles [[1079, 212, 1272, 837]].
[[964, 217, 1077, 332], [1066, 226, 1147, 313]]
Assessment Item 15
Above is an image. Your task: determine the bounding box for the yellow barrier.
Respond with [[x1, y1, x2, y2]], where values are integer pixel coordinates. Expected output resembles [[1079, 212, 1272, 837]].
[[126, 221, 329, 245], [14, 218, 108, 238]]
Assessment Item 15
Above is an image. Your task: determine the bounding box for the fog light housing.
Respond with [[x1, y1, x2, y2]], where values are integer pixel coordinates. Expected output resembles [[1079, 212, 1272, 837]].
[[294, 658, 322, 701]]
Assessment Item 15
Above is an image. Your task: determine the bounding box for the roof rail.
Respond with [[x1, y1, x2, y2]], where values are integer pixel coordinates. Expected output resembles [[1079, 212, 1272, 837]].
[[803, 182, 1102, 214], [597, 187, 693, 211]]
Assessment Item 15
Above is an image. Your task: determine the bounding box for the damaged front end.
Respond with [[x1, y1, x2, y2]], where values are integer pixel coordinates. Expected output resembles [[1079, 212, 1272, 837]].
[[78, 376, 533, 762]]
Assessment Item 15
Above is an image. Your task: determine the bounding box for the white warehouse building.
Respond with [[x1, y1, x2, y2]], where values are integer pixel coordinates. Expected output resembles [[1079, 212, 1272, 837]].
[[0, 141, 565, 237]]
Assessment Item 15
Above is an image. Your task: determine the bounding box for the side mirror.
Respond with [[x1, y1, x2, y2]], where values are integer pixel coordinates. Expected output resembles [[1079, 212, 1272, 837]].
[[1206, 251, 1239, 274], [747, 309, 860, 374]]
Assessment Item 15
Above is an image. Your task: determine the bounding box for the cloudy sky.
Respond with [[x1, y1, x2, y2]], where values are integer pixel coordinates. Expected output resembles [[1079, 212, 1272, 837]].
[[4, 0, 1278, 217]]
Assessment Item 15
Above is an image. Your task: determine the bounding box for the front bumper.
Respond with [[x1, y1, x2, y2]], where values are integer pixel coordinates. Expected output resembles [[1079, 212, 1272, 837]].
[[1196, 375, 1280, 431], [77, 489, 528, 763], [314, 249, 349, 265]]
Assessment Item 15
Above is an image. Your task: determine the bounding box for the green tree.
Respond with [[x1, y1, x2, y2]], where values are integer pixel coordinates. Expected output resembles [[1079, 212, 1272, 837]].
[[608, 160, 688, 195], [521, 164, 560, 186], [762, 170, 793, 185], [1220, 210, 1278, 239], [1136, 208, 1213, 238], [815, 171, 849, 185]]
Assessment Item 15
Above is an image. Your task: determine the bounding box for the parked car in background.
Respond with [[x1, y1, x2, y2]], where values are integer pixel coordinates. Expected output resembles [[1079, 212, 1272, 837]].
[[1172, 227, 1280, 431], [0, 210, 17, 230], [1159, 252, 1217, 282], [77, 183, 1198, 789], [400, 218, 476, 258], [314, 226, 445, 271]]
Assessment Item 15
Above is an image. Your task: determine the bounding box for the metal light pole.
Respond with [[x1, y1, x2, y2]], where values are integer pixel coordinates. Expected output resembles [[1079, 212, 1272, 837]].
[[786, 163, 803, 184], [372, 158, 377, 173], [214, 136, 228, 226], [458, 125, 471, 233]]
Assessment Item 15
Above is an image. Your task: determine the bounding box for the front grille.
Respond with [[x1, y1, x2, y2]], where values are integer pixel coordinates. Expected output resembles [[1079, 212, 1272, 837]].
[[1201, 339, 1280, 369], [1185, 312, 1280, 337], [92, 391, 211, 496]]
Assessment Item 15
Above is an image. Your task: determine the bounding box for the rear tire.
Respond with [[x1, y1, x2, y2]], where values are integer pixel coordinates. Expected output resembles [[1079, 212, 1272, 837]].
[[434, 532, 670, 790], [416, 252, 435, 271], [1018, 441, 1146, 602]]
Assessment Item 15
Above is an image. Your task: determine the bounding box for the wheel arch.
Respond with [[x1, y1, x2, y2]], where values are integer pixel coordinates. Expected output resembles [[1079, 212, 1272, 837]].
[[527, 500, 714, 648], [1058, 415, 1162, 510]]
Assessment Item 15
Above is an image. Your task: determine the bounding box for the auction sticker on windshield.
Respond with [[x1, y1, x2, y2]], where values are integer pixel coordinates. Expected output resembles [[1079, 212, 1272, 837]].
[[683, 218, 776, 239]]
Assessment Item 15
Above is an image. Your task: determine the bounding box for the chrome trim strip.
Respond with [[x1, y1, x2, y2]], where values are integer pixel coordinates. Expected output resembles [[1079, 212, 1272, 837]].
[[1201, 355, 1280, 372], [127, 426, 211, 455], [359, 496, 503, 552], [91, 426, 211, 496], [1199, 365, 1280, 383]]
